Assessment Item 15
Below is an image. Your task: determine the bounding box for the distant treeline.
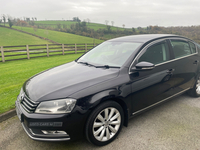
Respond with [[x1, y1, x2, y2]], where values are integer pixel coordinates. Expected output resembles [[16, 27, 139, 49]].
[[2, 17, 200, 44], [35, 23, 200, 44]]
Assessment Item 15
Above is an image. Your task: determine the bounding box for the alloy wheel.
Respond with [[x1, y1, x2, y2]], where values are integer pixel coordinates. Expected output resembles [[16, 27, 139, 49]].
[[92, 107, 121, 142], [196, 76, 200, 94]]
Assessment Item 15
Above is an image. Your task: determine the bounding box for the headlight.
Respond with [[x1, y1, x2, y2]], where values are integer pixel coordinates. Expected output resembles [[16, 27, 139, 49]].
[[35, 98, 76, 114], [18, 88, 24, 101]]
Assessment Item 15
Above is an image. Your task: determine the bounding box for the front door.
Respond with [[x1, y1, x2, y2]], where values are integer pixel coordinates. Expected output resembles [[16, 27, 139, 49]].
[[130, 40, 176, 113]]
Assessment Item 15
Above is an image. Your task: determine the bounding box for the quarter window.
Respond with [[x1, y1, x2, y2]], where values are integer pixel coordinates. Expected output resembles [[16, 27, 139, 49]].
[[189, 42, 196, 53], [138, 42, 170, 65], [170, 40, 191, 58]]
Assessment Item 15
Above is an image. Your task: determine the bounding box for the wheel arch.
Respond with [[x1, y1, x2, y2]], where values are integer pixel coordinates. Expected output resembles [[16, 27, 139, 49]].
[[88, 96, 129, 127]]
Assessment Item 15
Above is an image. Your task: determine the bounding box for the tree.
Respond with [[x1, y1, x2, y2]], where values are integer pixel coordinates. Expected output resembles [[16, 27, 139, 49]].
[[81, 21, 87, 27], [0, 19, 2, 24], [2, 14, 6, 26], [56, 23, 62, 30], [63, 24, 67, 29], [8, 18, 13, 28], [26, 17, 30, 23], [35, 17, 37, 21], [111, 21, 114, 26], [73, 17, 81, 22], [122, 24, 125, 28], [107, 25, 111, 33], [105, 20, 109, 25], [87, 18, 90, 24], [29, 21, 35, 26], [132, 27, 136, 33]]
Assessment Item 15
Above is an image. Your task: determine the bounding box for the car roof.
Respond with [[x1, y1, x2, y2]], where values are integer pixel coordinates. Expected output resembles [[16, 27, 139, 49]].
[[108, 34, 184, 43]]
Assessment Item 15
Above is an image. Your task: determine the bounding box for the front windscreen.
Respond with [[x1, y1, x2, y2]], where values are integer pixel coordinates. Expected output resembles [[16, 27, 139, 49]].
[[77, 41, 142, 67]]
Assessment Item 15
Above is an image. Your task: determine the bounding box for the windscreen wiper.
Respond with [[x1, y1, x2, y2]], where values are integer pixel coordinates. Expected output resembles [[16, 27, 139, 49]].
[[96, 65, 120, 69], [78, 62, 96, 67]]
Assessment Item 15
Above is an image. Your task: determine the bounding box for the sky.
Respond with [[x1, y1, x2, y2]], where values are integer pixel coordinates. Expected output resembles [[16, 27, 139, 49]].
[[1, 0, 200, 28]]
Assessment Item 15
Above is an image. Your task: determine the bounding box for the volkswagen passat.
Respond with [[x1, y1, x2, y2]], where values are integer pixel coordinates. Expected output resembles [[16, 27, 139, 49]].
[[15, 34, 200, 146]]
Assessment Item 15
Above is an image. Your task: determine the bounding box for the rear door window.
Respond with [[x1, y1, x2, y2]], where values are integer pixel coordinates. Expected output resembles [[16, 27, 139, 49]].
[[170, 40, 191, 58]]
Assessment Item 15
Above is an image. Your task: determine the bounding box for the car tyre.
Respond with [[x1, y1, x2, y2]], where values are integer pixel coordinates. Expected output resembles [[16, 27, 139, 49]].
[[188, 74, 200, 97], [85, 101, 124, 146]]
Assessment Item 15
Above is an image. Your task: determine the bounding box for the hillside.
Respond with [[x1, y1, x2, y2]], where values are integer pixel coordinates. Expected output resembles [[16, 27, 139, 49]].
[[35, 20, 127, 31], [11, 25, 103, 44], [0, 27, 51, 46]]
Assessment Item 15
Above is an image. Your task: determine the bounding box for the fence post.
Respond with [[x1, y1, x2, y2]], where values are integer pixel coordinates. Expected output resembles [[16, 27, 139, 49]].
[[62, 44, 64, 55], [75, 43, 77, 54], [46, 44, 49, 57], [26, 45, 30, 59], [94, 43, 96, 47], [85, 43, 87, 52], [1, 46, 5, 62]]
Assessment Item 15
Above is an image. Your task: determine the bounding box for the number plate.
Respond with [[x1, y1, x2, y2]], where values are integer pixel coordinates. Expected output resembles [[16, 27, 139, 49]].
[[16, 105, 22, 121]]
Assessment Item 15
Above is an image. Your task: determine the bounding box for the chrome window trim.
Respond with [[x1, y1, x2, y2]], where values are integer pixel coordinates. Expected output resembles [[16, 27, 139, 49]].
[[129, 38, 198, 74], [132, 87, 191, 116], [155, 52, 198, 67]]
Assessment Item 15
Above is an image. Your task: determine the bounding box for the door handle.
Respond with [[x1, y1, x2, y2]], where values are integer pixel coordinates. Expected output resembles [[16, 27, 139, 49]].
[[167, 69, 175, 73], [193, 60, 199, 64]]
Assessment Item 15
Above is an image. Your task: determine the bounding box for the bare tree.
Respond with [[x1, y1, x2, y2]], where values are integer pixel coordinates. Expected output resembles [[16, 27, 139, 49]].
[[26, 17, 30, 23], [2, 14, 6, 26], [122, 24, 125, 28], [105, 20, 109, 25], [111, 21, 114, 26], [35, 17, 37, 21], [87, 18, 90, 24], [8, 17, 13, 28]]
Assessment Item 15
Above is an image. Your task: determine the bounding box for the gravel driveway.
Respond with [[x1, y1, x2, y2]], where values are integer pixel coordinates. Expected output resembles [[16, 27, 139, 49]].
[[1, 93, 200, 150]]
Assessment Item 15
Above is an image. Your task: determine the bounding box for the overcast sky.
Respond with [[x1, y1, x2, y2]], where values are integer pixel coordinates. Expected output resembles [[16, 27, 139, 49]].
[[1, 0, 200, 28]]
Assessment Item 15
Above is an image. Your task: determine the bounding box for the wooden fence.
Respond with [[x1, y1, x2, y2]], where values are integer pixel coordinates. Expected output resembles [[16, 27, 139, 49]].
[[0, 43, 98, 62]]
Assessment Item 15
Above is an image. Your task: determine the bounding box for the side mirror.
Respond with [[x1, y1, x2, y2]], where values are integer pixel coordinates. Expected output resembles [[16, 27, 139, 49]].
[[131, 61, 155, 71]]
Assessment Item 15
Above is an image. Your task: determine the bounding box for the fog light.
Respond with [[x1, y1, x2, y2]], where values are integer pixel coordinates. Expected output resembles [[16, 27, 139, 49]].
[[41, 130, 68, 135]]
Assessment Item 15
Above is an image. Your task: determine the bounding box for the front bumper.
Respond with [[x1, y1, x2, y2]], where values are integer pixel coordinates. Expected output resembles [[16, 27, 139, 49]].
[[21, 122, 70, 141], [15, 97, 89, 142]]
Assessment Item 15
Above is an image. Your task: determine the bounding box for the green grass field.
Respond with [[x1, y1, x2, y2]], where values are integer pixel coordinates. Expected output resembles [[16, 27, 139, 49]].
[[0, 27, 51, 46], [11, 25, 103, 44], [35, 20, 129, 31], [0, 54, 83, 114]]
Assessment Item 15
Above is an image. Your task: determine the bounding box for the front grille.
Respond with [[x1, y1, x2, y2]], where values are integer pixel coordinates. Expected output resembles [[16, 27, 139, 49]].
[[21, 95, 39, 113]]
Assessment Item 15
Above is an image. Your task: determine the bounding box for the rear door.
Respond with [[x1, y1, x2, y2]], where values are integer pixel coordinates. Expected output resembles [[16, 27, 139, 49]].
[[168, 39, 199, 93]]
